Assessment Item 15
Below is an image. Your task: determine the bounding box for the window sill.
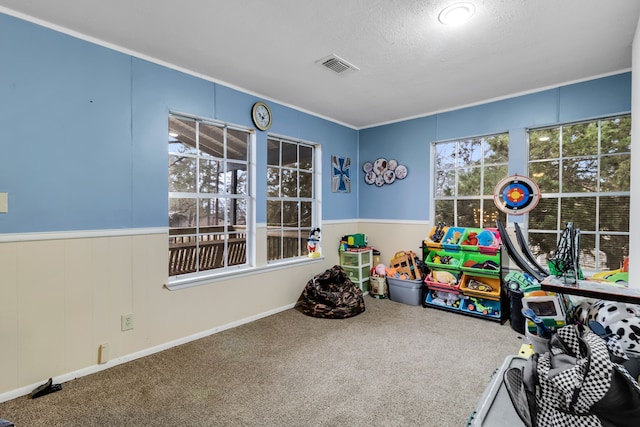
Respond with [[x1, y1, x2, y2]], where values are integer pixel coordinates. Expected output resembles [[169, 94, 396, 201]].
[[165, 256, 324, 291]]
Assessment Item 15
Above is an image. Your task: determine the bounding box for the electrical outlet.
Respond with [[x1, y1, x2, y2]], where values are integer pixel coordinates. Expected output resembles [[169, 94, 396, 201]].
[[121, 313, 134, 331]]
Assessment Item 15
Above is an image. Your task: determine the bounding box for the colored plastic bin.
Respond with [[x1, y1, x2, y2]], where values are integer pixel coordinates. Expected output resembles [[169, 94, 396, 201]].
[[424, 271, 461, 292], [425, 249, 463, 271], [460, 296, 501, 319], [441, 227, 466, 251], [459, 227, 483, 252], [458, 228, 501, 254], [425, 289, 463, 310], [477, 228, 501, 254], [425, 225, 449, 250], [459, 274, 501, 301], [460, 252, 501, 277]]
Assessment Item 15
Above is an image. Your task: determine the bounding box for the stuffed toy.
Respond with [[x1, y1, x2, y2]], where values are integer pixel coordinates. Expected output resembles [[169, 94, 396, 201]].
[[431, 270, 458, 285], [307, 228, 321, 258], [572, 299, 640, 358]]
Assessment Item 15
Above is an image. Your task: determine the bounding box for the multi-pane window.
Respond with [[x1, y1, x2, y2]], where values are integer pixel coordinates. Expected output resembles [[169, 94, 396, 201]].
[[266, 136, 317, 261], [433, 133, 509, 227], [168, 115, 251, 277], [527, 115, 631, 271]]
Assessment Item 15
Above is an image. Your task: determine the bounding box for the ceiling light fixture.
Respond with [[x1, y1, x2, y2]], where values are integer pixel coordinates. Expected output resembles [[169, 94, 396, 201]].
[[438, 2, 476, 26]]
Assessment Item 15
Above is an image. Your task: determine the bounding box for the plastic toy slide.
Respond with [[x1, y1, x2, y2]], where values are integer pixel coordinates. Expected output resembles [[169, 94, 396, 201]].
[[496, 220, 547, 282], [514, 222, 549, 277]]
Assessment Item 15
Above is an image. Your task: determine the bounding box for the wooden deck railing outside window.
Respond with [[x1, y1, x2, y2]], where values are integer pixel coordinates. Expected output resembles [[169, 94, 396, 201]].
[[169, 226, 247, 276]]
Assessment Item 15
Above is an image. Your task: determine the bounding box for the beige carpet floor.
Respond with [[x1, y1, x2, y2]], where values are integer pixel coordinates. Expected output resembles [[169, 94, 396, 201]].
[[0, 296, 523, 426]]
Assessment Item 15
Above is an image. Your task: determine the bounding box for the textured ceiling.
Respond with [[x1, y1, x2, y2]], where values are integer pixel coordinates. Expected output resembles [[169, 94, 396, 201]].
[[1, 0, 639, 129]]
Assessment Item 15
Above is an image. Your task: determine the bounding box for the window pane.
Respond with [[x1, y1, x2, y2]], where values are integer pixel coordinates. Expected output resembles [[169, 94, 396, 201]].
[[168, 117, 197, 154], [169, 198, 197, 228], [227, 162, 248, 195], [300, 202, 312, 227], [483, 165, 508, 195], [457, 199, 481, 228], [483, 203, 506, 228], [295, 233, 306, 258], [599, 234, 629, 271], [435, 142, 456, 169], [299, 171, 312, 198], [282, 142, 298, 168], [274, 229, 301, 259], [528, 231, 559, 265], [227, 198, 247, 227], [299, 145, 313, 170], [561, 197, 596, 231], [562, 157, 597, 193], [267, 167, 280, 197], [198, 158, 222, 193], [457, 138, 482, 167], [282, 201, 299, 227], [281, 169, 298, 197], [435, 169, 455, 197], [529, 128, 559, 160], [484, 134, 509, 164], [267, 200, 281, 227], [457, 167, 481, 196], [227, 232, 247, 267], [199, 234, 222, 272], [529, 160, 559, 193], [267, 139, 280, 166], [227, 128, 248, 160], [562, 122, 597, 157], [169, 155, 197, 192], [199, 122, 224, 158], [600, 154, 630, 192], [267, 227, 282, 261], [599, 196, 629, 232], [578, 233, 596, 270], [199, 198, 224, 226], [600, 116, 631, 154], [529, 198, 558, 230], [435, 200, 454, 225]]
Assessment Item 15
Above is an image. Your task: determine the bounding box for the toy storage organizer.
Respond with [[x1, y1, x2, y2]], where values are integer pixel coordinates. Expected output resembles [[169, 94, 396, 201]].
[[422, 226, 508, 322], [339, 249, 372, 292]]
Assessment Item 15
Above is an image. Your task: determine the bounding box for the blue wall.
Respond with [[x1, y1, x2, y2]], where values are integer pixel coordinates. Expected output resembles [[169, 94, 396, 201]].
[[358, 73, 631, 220], [0, 13, 632, 233], [0, 13, 359, 233]]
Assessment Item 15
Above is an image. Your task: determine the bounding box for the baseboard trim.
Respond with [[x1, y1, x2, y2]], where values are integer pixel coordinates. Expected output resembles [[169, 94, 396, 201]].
[[0, 302, 296, 404]]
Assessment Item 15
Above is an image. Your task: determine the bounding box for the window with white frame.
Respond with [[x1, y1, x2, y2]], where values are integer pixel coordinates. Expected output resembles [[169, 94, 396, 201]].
[[266, 136, 317, 261], [168, 114, 252, 277], [433, 133, 509, 228], [527, 114, 631, 271]]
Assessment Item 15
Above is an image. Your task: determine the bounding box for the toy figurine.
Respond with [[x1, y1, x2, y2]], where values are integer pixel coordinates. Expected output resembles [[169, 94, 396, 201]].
[[307, 228, 321, 258]]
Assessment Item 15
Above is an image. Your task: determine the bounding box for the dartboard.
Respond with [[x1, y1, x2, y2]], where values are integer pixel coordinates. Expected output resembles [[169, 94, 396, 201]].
[[493, 175, 541, 215]]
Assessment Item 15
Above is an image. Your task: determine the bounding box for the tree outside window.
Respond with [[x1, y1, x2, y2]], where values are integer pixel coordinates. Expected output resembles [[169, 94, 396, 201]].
[[527, 115, 630, 271]]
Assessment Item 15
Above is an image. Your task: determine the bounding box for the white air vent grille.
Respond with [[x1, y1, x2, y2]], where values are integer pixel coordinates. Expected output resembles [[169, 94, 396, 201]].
[[316, 54, 359, 74]]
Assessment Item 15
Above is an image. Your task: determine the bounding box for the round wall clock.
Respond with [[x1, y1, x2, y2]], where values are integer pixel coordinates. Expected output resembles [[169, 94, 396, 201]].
[[251, 101, 272, 131]]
